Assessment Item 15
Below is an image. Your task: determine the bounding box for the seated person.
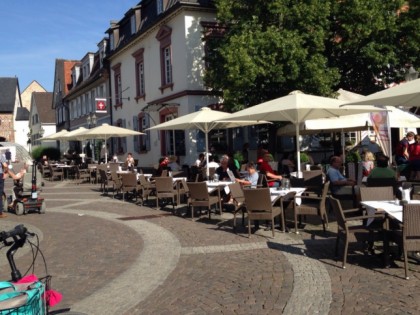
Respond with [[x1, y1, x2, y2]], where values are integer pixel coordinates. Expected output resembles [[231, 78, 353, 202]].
[[168, 155, 181, 171], [207, 156, 220, 168], [327, 156, 356, 195], [194, 153, 205, 168], [362, 151, 375, 176], [125, 152, 135, 171], [215, 156, 232, 181], [258, 152, 282, 187], [281, 153, 295, 175], [368, 155, 396, 179], [235, 162, 258, 186], [156, 156, 170, 176], [6, 160, 42, 206]]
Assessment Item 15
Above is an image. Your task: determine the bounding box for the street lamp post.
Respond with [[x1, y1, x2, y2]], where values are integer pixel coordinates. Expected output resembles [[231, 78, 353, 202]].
[[27, 130, 32, 153], [86, 113, 97, 161]]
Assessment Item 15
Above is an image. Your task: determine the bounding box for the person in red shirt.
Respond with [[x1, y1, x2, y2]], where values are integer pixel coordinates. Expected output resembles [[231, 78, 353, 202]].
[[259, 153, 282, 187], [408, 134, 420, 179]]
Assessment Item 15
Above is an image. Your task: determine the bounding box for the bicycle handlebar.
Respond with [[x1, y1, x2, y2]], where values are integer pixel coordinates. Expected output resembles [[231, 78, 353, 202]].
[[0, 224, 28, 243]]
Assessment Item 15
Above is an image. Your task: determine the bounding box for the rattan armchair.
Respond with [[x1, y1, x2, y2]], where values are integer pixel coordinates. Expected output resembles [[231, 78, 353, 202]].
[[243, 188, 283, 238], [293, 181, 330, 234], [186, 182, 220, 219], [390, 203, 420, 279], [155, 177, 178, 211], [138, 175, 156, 206], [120, 173, 140, 202], [329, 196, 385, 269], [228, 182, 246, 230]]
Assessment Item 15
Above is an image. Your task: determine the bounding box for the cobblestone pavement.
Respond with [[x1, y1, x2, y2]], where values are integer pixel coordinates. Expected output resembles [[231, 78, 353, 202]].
[[0, 177, 419, 314]]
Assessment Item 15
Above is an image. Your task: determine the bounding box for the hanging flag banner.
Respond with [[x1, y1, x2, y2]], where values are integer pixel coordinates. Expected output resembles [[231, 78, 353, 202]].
[[370, 110, 391, 160], [95, 98, 107, 113]]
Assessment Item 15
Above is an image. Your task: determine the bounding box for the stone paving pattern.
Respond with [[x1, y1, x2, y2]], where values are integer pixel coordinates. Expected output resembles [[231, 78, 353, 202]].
[[0, 176, 419, 314]]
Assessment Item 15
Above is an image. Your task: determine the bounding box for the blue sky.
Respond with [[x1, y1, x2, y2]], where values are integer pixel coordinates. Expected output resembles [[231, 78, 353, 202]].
[[0, 0, 138, 92]]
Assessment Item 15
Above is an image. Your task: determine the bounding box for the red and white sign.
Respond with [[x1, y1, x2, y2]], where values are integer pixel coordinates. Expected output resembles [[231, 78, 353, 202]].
[[95, 98, 107, 113]]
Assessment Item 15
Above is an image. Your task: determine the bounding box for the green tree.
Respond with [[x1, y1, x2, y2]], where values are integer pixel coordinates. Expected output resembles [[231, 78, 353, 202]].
[[205, 0, 340, 110], [327, 0, 410, 94], [205, 0, 419, 108]]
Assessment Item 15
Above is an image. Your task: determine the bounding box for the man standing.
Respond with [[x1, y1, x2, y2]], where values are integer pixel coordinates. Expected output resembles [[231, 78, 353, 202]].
[[395, 131, 415, 165], [0, 153, 8, 218]]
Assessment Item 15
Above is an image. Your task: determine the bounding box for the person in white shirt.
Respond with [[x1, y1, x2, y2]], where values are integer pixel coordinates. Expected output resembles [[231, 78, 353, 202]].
[[207, 156, 219, 168]]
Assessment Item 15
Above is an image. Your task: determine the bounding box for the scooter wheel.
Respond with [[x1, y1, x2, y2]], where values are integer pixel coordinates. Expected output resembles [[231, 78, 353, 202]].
[[39, 201, 46, 214], [16, 203, 24, 216]]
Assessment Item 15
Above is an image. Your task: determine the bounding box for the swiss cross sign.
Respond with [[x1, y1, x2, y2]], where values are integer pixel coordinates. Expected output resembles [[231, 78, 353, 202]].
[[95, 98, 107, 113]]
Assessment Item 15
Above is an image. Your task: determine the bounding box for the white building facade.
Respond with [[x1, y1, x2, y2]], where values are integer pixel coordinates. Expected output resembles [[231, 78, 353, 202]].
[[107, 0, 220, 167]]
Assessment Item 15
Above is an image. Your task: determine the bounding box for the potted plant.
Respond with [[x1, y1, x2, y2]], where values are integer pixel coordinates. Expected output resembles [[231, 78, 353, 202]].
[[345, 151, 361, 180]]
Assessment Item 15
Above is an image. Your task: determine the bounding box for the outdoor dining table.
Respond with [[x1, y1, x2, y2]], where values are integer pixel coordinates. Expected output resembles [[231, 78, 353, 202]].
[[360, 200, 420, 267], [270, 187, 306, 232], [56, 164, 76, 180]]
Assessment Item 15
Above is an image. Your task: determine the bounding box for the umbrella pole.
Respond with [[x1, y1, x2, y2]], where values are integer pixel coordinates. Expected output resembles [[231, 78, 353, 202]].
[[296, 124, 302, 178], [341, 129, 346, 176], [205, 132, 210, 177]]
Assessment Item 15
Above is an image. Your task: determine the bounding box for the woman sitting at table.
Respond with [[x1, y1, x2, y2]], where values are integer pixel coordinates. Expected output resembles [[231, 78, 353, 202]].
[[362, 151, 375, 176], [125, 152, 135, 171]]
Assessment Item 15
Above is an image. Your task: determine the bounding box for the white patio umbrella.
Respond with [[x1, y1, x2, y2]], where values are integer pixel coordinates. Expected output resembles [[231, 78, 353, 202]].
[[60, 127, 90, 141], [39, 129, 69, 141], [146, 107, 270, 176], [345, 78, 420, 107], [82, 123, 145, 163], [221, 91, 382, 174], [278, 106, 420, 134]]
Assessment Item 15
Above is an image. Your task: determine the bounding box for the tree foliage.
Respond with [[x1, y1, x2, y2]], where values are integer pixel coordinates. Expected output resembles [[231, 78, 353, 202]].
[[204, 0, 419, 110]]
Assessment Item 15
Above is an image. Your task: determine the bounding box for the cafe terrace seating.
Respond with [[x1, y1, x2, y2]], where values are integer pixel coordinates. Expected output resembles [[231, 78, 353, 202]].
[[74, 165, 91, 185], [391, 203, 420, 279], [228, 182, 246, 231], [138, 174, 156, 206], [329, 196, 385, 269], [293, 181, 330, 234], [243, 188, 283, 238], [110, 171, 123, 199], [49, 165, 64, 181], [186, 182, 220, 219], [98, 167, 111, 194], [154, 177, 178, 212], [120, 173, 141, 202]]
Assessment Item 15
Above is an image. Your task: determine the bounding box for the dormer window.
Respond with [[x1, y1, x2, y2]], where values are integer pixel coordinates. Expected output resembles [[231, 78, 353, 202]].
[[131, 14, 136, 35], [110, 33, 115, 50], [157, 0, 163, 14]]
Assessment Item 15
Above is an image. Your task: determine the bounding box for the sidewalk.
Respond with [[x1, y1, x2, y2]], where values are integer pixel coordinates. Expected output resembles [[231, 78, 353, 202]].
[[0, 178, 419, 314]]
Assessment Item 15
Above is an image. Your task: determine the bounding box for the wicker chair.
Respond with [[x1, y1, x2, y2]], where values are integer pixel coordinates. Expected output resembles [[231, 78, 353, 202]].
[[293, 181, 330, 234], [49, 165, 64, 181], [186, 182, 220, 219], [243, 188, 283, 238], [138, 174, 156, 206], [155, 177, 178, 211], [120, 173, 140, 202], [98, 168, 111, 194], [390, 203, 420, 279], [110, 171, 123, 199], [329, 196, 385, 268], [228, 182, 246, 230], [75, 166, 91, 184]]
